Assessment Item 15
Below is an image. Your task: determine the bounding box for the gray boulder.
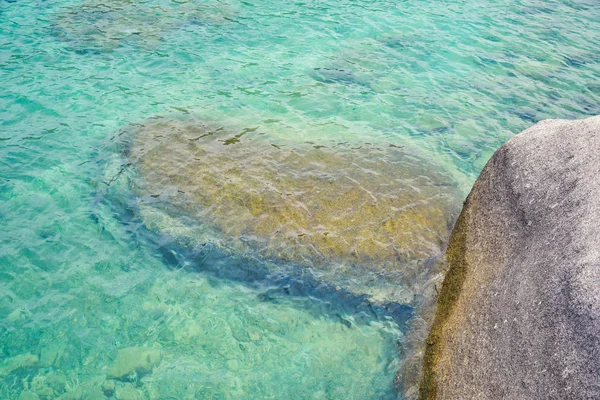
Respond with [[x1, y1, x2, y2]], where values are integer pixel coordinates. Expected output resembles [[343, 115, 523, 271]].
[[420, 116, 600, 399]]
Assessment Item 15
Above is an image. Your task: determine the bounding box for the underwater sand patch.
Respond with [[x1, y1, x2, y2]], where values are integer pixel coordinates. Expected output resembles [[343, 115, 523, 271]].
[[121, 117, 461, 304], [51, 0, 233, 53]]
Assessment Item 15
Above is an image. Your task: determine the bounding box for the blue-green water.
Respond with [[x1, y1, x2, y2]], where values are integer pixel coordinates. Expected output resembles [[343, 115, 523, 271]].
[[1, 0, 599, 398]]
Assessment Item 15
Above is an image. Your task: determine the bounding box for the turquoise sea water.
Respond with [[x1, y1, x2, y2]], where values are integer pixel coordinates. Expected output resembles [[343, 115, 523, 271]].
[[1, 0, 599, 399]]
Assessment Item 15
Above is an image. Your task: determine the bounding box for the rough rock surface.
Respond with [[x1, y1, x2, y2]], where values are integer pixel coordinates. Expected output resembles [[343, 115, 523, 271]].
[[420, 116, 600, 399]]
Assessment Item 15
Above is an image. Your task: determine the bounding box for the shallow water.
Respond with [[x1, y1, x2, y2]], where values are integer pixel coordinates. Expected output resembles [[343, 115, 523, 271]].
[[1, 0, 599, 398]]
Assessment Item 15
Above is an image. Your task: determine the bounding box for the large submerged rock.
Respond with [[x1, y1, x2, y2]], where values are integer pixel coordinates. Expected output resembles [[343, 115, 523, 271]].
[[121, 117, 461, 305], [420, 116, 600, 399]]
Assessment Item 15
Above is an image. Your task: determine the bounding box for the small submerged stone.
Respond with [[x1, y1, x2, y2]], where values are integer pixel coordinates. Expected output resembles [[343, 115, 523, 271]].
[[414, 114, 450, 132], [0, 353, 39, 377], [51, 0, 232, 53], [40, 342, 65, 367], [107, 347, 162, 381], [18, 392, 39, 400], [115, 383, 145, 400], [310, 67, 371, 87], [54, 378, 106, 400], [122, 117, 461, 304], [378, 33, 426, 50], [102, 380, 116, 397]]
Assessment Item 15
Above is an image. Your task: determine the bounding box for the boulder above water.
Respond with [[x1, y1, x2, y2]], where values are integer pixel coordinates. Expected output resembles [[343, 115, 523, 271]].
[[420, 116, 600, 399], [122, 117, 461, 305]]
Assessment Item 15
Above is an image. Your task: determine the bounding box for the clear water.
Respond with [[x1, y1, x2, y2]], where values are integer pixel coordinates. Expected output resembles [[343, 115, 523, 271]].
[[1, 0, 599, 398]]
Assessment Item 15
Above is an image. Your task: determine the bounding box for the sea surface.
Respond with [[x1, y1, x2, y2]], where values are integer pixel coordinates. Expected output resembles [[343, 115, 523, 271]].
[[1, 0, 599, 399]]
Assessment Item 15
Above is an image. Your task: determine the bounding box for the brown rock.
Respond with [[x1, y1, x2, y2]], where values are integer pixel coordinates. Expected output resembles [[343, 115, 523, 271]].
[[124, 117, 461, 304]]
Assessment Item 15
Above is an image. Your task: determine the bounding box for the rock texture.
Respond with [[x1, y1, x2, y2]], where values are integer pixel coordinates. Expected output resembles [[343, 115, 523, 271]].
[[420, 116, 600, 399], [52, 0, 232, 53], [107, 347, 162, 381], [122, 117, 461, 305]]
